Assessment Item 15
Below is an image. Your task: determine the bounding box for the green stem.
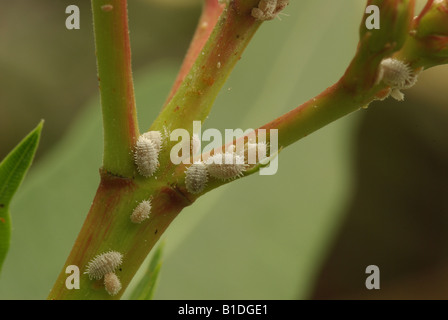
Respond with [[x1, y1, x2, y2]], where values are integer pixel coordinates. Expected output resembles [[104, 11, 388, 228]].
[[143, 0, 264, 194], [164, 0, 225, 106], [92, 0, 139, 177], [48, 0, 448, 300], [150, 0, 262, 132], [47, 172, 189, 300], [172, 0, 448, 195], [396, 0, 448, 68], [173, 78, 383, 196]]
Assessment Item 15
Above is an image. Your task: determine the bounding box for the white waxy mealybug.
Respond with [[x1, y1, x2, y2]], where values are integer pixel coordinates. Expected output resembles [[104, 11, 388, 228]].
[[379, 58, 417, 88], [205, 152, 247, 180], [85, 251, 123, 280], [130, 200, 151, 224], [104, 272, 122, 296], [134, 135, 159, 177], [251, 0, 289, 21], [185, 161, 208, 194], [142, 131, 163, 152], [378, 58, 419, 101]]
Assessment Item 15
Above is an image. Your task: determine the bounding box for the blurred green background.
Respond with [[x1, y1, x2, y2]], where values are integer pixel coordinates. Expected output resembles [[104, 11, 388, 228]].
[[1, 0, 448, 299]]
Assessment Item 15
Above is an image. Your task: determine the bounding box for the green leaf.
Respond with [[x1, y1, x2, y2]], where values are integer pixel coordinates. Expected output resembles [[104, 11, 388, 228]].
[[129, 242, 164, 300], [0, 121, 43, 275]]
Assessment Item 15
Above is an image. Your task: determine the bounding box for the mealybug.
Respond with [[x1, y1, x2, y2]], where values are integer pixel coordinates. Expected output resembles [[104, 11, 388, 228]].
[[378, 58, 418, 101], [251, 0, 289, 21], [85, 251, 123, 280], [205, 152, 247, 180], [130, 200, 152, 224], [142, 131, 163, 152], [185, 161, 208, 194], [134, 135, 159, 177], [104, 272, 122, 296]]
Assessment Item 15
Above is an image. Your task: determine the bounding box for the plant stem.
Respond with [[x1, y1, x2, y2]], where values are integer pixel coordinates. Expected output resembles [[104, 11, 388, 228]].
[[48, 171, 190, 300], [173, 79, 383, 196], [49, 0, 448, 300], [149, 0, 263, 186], [150, 0, 262, 132], [47, 0, 147, 300], [49, 0, 247, 301], [172, 0, 448, 194], [164, 0, 225, 106], [92, 0, 139, 177]]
